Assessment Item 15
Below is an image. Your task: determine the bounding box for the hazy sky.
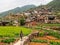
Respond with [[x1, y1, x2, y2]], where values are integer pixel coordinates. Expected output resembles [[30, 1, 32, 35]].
[[0, 0, 52, 13]]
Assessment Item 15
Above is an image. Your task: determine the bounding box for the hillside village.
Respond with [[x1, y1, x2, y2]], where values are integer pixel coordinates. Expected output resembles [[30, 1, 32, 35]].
[[0, 0, 60, 45], [0, 6, 60, 26]]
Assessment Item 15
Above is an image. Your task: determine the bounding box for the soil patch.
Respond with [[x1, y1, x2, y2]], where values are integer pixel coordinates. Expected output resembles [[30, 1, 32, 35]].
[[29, 42, 48, 45], [34, 36, 57, 40]]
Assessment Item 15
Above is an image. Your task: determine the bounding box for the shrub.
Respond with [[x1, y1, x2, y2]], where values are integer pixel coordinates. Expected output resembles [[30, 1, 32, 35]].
[[19, 18, 25, 26]]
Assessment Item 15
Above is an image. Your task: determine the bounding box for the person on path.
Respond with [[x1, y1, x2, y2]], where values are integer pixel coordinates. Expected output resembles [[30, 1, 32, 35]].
[[20, 30, 23, 41]]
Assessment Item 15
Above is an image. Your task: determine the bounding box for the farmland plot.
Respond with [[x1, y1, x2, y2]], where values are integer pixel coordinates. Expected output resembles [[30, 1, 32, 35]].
[[0, 26, 32, 45]]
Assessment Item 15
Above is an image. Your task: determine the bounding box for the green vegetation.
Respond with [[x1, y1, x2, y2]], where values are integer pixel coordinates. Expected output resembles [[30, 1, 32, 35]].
[[31, 39, 60, 45], [0, 26, 32, 43], [43, 29, 60, 39], [39, 32, 45, 37], [50, 41, 60, 45], [35, 24, 60, 39], [42, 24, 60, 27], [0, 26, 32, 38], [19, 18, 25, 26], [31, 39, 47, 43], [1, 38, 15, 44], [47, 0, 60, 11]]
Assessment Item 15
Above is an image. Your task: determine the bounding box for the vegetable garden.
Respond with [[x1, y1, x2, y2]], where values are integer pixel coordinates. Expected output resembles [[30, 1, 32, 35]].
[[0, 26, 32, 45]]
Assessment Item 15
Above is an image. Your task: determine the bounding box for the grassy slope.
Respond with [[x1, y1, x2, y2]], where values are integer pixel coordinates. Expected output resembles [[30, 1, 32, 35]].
[[47, 0, 60, 11]]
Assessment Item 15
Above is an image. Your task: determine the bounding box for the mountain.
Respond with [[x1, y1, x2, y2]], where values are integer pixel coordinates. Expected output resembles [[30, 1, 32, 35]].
[[47, 0, 60, 11], [20, 5, 36, 12], [0, 5, 36, 17], [0, 7, 21, 17]]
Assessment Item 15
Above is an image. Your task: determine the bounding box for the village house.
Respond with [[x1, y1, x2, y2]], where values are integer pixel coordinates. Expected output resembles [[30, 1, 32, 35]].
[[25, 18, 37, 27], [0, 20, 10, 26]]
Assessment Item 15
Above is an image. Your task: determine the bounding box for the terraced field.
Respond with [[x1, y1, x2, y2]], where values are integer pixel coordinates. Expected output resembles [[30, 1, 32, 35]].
[[0, 24, 60, 45], [28, 24, 60, 45]]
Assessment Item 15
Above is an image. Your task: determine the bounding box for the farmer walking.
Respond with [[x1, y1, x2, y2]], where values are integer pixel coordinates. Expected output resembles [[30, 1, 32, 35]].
[[20, 30, 23, 41]]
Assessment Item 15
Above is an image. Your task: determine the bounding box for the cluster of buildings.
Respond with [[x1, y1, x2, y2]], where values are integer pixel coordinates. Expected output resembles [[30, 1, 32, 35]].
[[0, 7, 60, 26], [24, 7, 59, 24]]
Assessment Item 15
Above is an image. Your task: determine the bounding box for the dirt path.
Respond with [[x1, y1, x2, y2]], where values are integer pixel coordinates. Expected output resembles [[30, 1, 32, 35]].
[[29, 42, 48, 45], [13, 36, 29, 45]]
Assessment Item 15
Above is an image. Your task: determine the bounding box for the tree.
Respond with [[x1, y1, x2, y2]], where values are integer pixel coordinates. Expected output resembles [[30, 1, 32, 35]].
[[19, 18, 25, 26]]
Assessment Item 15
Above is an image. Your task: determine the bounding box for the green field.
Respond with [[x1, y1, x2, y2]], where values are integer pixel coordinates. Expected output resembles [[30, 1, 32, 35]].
[[0, 26, 32, 44], [0, 26, 32, 38]]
